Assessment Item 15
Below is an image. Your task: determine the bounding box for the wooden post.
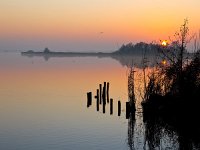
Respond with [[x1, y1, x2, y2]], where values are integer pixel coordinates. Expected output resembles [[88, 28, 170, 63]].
[[126, 102, 130, 119], [118, 101, 121, 116], [99, 84, 102, 104], [110, 98, 113, 115], [103, 82, 106, 103], [96, 89, 99, 111], [97, 89, 99, 100], [104, 82, 106, 93], [107, 82, 110, 103], [103, 103, 106, 114], [87, 92, 92, 107], [87, 97, 89, 108], [102, 86, 106, 105]]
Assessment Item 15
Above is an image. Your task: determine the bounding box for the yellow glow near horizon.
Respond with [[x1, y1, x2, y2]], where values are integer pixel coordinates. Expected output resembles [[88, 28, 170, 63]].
[[161, 40, 168, 47]]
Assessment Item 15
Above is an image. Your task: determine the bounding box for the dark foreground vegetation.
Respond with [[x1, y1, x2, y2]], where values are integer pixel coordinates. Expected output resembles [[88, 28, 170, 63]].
[[141, 19, 200, 149], [141, 20, 200, 149], [142, 50, 200, 114], [142, 20, 200, 113], [142, 19, 200, 111]]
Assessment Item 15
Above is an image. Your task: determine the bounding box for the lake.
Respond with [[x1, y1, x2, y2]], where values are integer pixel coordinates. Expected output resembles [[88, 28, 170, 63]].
[[0, 51, 198, 150]]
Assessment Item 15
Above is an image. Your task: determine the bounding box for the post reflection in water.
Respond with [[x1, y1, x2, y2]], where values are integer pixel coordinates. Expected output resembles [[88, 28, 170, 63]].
[[127, 112, 136, 150], [127, 66, 136, 150], [143, 117, 164, 150]]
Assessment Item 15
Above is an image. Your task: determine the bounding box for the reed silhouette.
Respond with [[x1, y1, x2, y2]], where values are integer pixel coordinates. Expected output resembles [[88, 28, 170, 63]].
[[126, 66, 136, 119], [127, 112, 136, 150], [142, 20, 200, 115], [143, 112, 200, 150], [142, 20, 200, 149]]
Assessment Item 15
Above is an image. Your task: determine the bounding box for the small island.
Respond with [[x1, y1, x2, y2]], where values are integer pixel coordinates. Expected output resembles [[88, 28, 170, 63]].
[[21, 47, 112, 57], [21, 43, 162, 68]]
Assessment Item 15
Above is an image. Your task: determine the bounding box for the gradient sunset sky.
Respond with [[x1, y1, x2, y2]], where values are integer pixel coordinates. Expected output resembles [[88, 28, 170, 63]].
[[0, 0, 200, 52]]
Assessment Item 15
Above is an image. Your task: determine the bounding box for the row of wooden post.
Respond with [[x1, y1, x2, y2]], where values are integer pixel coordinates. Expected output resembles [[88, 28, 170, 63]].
[[88, 95, 121, 116], [87, 82, 135, 118], [87, 82, 122, 116]]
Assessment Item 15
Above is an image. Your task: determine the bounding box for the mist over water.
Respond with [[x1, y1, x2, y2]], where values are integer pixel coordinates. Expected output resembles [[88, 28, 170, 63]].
[[0, 51, 199, 149]]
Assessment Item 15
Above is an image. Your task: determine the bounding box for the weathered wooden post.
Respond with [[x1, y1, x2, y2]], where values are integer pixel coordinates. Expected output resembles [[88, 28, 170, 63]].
[[110, 98, 113, 115], [96, 89, 99, 111], [126, 102, 130, 119], [87, 92, 92, 107], [103, 103, 106, 114], [104, 82, 106, 93], [103, 82, 106, 103], [87, 98, 89, 108], [118, 100, 121, 116], [102, 87, 106, 105], [107, 82, 110, 103], [102, 86, 104, 104], [99, 84, 102, 104]]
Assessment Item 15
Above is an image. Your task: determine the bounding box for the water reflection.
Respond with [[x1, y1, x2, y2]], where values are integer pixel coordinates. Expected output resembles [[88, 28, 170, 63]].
[[127, 113, 136, 150], [3, 52, 199, 149], [144, 117, 166, 149], [143, 113, 200, 149], [21, 52, 157, 68]]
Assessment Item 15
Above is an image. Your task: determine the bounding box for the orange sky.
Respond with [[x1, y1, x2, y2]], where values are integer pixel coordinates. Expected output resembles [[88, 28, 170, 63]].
[[0, 0, 200, 51]]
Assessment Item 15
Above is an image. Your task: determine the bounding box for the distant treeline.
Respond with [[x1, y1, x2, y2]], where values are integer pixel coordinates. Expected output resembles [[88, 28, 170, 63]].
[[113, 42, 159, 55]]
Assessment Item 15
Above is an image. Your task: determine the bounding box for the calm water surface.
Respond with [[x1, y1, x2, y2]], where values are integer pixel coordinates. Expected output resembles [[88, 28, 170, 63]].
[[0, 51, 196, 150]]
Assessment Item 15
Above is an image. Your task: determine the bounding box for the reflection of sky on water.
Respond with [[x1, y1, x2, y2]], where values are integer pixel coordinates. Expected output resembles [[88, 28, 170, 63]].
[[0, 52, 130, 149], [0, 51, 197, 149]]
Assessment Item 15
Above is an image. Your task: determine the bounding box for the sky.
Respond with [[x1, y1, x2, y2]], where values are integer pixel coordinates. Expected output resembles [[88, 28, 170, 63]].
[[0, 0, 200, 52]]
